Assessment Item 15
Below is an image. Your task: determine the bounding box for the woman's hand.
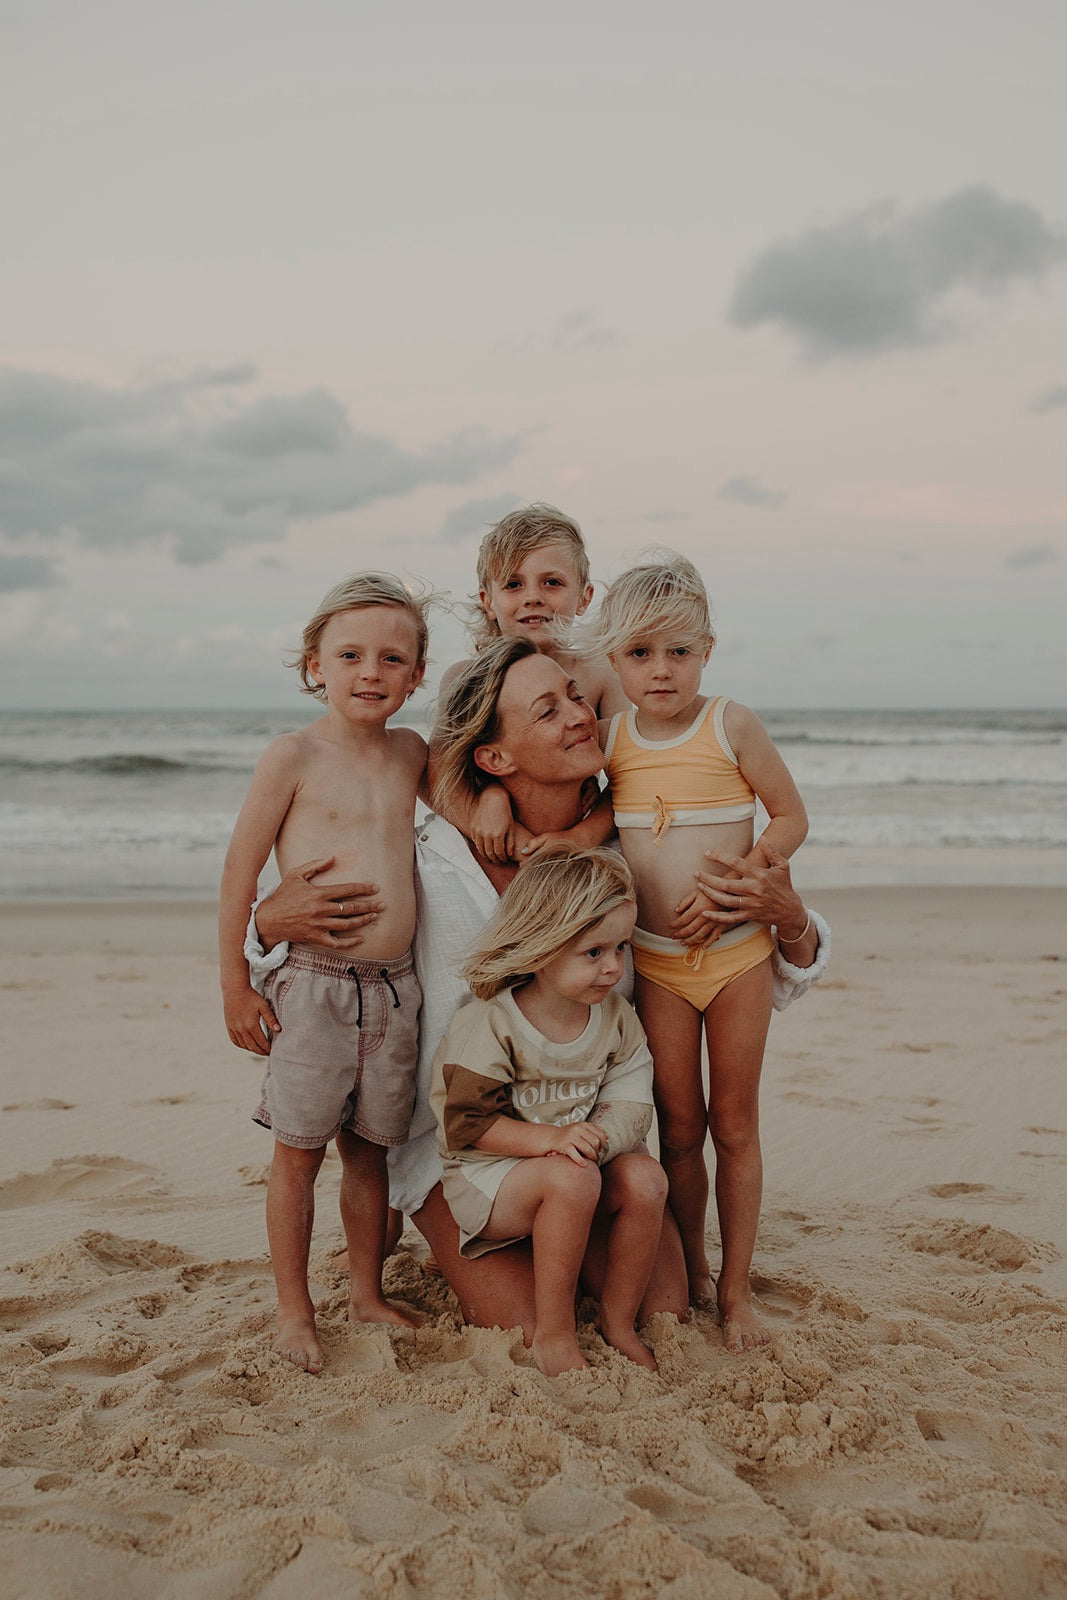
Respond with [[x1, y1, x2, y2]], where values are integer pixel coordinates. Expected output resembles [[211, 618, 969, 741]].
[[693, 847, 807, 938], [255, 858, 384, 951], [223, 985, 279, 1057]]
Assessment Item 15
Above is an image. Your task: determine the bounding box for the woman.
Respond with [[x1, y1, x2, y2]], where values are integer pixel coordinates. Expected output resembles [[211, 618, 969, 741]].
[[249, 638, 829, 1344]]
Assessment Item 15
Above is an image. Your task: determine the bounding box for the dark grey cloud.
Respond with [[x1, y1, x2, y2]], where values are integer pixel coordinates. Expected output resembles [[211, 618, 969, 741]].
[[0, 368, 521, 565], [718, 475, 786, 509], [1030, 384, 1067, 414], [0, 552, 60, 591], [1004, 542, 1059, 570], [438, 494, 523, 545], [729, 186, 1065, 357]]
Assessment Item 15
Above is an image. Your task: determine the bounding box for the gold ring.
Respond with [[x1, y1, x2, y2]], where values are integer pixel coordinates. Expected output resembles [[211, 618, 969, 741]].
[[337, 900, 345, 915]]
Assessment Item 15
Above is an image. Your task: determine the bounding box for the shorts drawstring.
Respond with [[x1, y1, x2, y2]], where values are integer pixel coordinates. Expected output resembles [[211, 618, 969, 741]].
[[380, 969, 401, 1008], [346, 967, 364, 1028]]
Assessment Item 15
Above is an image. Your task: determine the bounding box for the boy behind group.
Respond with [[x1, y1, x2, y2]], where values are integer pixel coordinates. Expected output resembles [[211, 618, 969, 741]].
[[219, 572, 431, 1374]]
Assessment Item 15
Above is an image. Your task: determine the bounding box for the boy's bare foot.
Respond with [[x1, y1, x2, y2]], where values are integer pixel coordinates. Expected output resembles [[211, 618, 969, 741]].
[[273, 1313, 323, 1375], [598, 1315, 658, 1371], [348, 1294, 423, 1330], [718, 1289, 771, 1353], [531, 1331, 588, 1376]]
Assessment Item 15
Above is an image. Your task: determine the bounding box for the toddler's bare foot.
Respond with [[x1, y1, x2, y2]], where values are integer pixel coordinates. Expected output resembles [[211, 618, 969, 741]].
[[531, 1331, 588, 1377], [273, 1313, 323, 1375], [598, 1315, 658, 1371], [348, 1294, 423, 1330], [718, 1289, 771, 1353]]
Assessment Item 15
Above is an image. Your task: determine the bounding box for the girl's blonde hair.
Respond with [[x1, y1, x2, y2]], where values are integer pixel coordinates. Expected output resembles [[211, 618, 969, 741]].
[[431, 635, 538, 815], [287, 572, 432, 701], [461, 846, 635, 1000], [467, 502, 591, 652], [585, 550, 715, 660]]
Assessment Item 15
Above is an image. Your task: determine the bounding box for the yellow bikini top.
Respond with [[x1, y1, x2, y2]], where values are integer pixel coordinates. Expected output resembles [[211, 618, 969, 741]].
[[604, 697, 756, 842]]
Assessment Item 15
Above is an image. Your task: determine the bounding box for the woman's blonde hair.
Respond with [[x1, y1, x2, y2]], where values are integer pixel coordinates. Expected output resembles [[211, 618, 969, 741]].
[[431, 635, 538, 815], [466, 502, 591, 652], [287, 572, 432, 701], [461, 846, 635, 1000], [584, 550, 715, 660]]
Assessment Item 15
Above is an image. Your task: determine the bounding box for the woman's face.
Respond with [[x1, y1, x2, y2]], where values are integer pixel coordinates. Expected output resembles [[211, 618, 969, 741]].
[[478, 653, 603, 786]]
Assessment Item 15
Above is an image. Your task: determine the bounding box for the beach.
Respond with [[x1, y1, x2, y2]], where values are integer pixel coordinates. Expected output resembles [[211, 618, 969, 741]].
[[1, 889, 1065, 1597]]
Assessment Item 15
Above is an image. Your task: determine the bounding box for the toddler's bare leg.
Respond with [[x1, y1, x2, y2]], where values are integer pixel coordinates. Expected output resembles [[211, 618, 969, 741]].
[[594, 1151, 669, 1370], [336, 1129, 422, 1329], [636, 976, 714, 1305], [705, 958, 773, 1352], [485, 1157, 601, 1376], [267, 1140, 327, 1373]]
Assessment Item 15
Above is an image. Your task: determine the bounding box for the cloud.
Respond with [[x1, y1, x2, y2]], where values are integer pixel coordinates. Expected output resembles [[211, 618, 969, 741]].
[[641, 509, 688, 525], [0, 552, 60, 591], [1004, 542, 1059, 570], [718, 475, 786, 509], [1030, 384, 1067, 414], [729, 186, 1065, 356], [0, 368, 521, 566], [548, 309, 619, 351], [437, 494, 523, 545]]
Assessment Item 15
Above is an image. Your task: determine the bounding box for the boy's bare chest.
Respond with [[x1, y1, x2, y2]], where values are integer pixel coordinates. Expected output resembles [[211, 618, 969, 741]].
[[290, 743, 416, 829]]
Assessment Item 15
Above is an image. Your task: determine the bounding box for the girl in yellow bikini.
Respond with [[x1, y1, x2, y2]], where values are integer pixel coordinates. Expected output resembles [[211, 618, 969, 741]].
[[587, 553, 808, 1350]]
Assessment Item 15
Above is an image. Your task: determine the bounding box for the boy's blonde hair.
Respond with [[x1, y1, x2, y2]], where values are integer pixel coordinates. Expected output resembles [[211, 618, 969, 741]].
[[588, 550, 715, 660], [461, 846, 635, 1000], [288, 572, 431, 701], [431, 636, 537, 815], [469, 502, 590, 652]]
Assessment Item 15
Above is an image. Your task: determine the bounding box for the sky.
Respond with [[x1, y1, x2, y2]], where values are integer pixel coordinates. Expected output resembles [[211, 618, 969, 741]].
[[2, 0, 1065, 711]]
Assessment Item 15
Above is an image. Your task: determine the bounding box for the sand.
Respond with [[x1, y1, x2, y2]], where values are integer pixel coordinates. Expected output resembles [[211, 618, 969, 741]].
[[1, 888, 1065, 1599]]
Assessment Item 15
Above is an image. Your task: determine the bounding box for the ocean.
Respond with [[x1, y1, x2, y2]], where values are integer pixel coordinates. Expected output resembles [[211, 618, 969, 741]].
[[2, 707, 1066, 898]]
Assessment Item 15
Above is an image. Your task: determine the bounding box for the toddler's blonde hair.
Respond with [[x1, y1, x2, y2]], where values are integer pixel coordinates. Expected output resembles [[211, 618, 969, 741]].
[[288, 572, 432, 701], [461, 846, 635, 1000], [586, 550, 715, 660]]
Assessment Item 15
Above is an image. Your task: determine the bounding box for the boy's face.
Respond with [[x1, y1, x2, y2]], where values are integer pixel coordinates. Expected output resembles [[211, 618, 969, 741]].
[[480, 543, 594, 643], [307, 606, 424, 723]]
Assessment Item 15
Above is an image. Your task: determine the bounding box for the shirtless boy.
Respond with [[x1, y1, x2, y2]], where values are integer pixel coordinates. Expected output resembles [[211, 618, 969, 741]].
[[432, 502, 627, 862], [219, 572, 430, 1373]]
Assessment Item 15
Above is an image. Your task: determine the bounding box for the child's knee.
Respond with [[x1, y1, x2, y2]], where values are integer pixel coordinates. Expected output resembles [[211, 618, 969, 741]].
[[614, 1151, 669, 1209], [545, 1155, 601, 1211]]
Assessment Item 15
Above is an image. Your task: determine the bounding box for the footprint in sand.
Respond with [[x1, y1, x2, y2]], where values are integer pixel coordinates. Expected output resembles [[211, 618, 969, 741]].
[[1, 1097, 75, 1112], [925, 1182, 993, 1199], [0, 1156, 166, 1210], [904, 1219, 1052, 1272], [914, 1407, 1035, 1470]]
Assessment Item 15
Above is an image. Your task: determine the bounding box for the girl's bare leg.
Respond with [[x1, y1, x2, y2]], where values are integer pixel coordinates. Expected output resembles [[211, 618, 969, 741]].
[[484, 1157, 601, 1375], [592, 1151, 669, 1369], [336, 1129, 421, 1329], [635, 974, 713, 1305], [266, 1140, 327, 1373], [704, 957, 774, 1351]]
